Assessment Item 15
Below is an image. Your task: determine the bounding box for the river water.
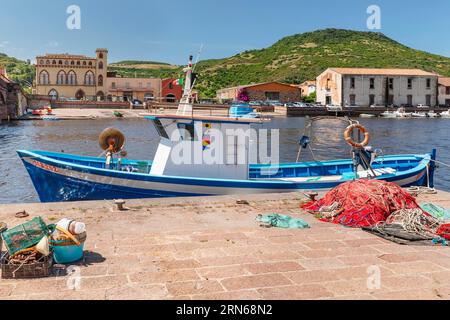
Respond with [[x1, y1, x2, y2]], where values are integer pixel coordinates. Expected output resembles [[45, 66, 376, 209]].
[[0, 117, 448, 204]]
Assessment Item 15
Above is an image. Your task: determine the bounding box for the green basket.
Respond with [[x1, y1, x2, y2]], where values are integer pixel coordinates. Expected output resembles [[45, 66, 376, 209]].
[[1, 217, 52, 256]]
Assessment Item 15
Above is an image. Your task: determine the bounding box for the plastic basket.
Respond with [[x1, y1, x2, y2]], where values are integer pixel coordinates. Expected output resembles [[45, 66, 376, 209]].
[[50, 232, 86, 264], [1, 251, 53, 279], [1, 217, 50, 256]]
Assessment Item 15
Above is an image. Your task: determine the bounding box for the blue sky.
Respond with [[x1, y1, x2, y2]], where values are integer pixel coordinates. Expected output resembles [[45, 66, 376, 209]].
[[1, 0, 449, 65]]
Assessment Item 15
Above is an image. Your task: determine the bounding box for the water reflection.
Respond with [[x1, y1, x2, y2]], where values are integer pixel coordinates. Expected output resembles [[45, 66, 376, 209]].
[[0, 117, 448, 203]]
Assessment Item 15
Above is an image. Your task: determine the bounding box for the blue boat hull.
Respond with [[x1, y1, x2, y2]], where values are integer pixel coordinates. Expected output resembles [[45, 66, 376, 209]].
[[17, 150, 434, 203]]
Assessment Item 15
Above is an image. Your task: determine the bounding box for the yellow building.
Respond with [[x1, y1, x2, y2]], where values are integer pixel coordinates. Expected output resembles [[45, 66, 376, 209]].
[[33, 48, 108, 100]]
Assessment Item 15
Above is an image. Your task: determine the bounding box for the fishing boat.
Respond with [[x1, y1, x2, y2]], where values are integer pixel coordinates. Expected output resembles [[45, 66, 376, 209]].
[[440, 109, 450, 118], [229, 102, 260, 118], [394, 107, 412, 118], [359, 114, 375, 118], [411, 112, 427, 118], [380, 111, 397, 118], [17, 56, 437, 203]]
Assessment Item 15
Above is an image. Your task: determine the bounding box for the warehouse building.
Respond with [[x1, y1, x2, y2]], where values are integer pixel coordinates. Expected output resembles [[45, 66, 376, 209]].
[[316, 68, 439, 107]]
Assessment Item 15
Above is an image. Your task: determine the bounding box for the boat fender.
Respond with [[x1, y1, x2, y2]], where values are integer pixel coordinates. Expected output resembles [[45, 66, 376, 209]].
[[344, 124, 370, 149]]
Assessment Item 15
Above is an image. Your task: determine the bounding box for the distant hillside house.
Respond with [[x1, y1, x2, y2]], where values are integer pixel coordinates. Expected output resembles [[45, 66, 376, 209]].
[[217, 82, 301, 103], [438, 77, 450, 107], [33, 49, 108, 101], [298, 80, 316, 97], [316, 68, 439, 107]]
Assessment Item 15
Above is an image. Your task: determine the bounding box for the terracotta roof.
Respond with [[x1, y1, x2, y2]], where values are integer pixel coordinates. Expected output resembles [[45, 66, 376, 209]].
[[300, 80, 316, 86], [438, 77, 450, 86], [329, 68, 437, 76], [37, 54, 95, 60]]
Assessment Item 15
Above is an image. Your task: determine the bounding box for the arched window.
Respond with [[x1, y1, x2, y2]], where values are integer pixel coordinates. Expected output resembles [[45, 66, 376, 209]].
[[40, 60, 44, 65], [65, 61, 69, 65], [46, 60, 50, 65], [71, 61, 75, 65], [99, 53, 104, 59], [76, 61, 80, 66], [75, 89, 85, 100], [39, 70, 50, 85], [83, 61, 86, 66], [57, 70, 66, 84], [48, 89, 58, 100], [58, 60, 63, 65], [67, 71, 77, 85], [88, 61, 92, 66], [98, 75, 103, 86], [166, 94, 176, 103], [98, 61, 103, 69], [52, 60, 56, 65], [84, 71, 95, 85]]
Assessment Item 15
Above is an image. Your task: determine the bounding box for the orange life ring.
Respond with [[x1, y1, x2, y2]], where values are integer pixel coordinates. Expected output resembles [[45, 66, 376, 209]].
[[344, 124, 370, 148]]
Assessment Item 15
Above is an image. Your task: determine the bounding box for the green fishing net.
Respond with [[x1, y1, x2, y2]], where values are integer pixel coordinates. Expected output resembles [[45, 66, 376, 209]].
[[1, 217, 51, 256]]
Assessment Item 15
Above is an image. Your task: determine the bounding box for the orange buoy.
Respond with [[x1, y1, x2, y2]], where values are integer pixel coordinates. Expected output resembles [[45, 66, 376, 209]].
[[344, 124, 370, 149]]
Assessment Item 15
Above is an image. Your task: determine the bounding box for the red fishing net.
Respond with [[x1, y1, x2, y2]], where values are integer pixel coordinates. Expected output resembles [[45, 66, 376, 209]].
[[436, 224, 450, 240], [301, 179, 420, 227]]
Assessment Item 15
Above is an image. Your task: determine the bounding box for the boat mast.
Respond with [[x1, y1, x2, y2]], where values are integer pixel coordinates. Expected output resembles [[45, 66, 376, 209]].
[[176, 55, 194, 116]]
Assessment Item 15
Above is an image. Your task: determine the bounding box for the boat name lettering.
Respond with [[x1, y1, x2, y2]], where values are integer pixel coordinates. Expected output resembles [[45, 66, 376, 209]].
[[32, 160, 59, 173]]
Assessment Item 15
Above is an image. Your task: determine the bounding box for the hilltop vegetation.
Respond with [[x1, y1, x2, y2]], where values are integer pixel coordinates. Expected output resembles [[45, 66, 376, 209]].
[[3, 29, 450, 98], [192, 29, 450, 97]]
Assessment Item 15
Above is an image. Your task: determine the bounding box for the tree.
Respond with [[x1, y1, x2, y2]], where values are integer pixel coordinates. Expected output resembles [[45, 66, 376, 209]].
[[302, 91, 316, 103]]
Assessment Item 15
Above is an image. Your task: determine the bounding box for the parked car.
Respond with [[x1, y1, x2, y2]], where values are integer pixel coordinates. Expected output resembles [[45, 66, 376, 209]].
[[131, 99, 143, 107], [417, 104, 430, 109]]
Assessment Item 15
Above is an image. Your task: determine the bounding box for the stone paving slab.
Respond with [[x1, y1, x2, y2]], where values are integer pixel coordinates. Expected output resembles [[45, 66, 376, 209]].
[[0, 191, 449, 300]]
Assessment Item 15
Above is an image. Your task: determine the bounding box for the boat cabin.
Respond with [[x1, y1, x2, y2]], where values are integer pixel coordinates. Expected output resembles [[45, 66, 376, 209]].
[[146, 114, 268, 180]]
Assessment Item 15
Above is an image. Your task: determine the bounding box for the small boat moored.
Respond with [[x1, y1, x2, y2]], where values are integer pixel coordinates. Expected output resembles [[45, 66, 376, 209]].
[[16, 56, 439, 203]]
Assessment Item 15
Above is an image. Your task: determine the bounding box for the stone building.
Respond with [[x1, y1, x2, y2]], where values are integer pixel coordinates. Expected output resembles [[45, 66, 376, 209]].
[[316, 68, 439, 107], [298, 80, 316, 97], [33, 49, 108, 100], [438, 77, 450, 107], [106, 74, 161, 102], [217, 82, 301, 103], [0, 66, 27, 120]]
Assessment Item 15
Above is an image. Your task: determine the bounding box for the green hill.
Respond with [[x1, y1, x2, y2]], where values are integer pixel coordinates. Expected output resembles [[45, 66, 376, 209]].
[[192, 28, 450, 97], [3, 29, 450, 98], [0, 53, 34, 91]]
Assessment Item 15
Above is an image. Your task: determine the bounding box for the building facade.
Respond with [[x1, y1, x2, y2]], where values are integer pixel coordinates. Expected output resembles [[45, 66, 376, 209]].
[[217, 82, 301, 103], [438, 77, 450, 107], [161, 78, 184, 102], [299, 80, 316, 97], [33, 49, 108, 100], [316, 68, 439, 107], [106, 75, 161, 102]]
